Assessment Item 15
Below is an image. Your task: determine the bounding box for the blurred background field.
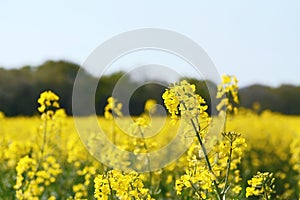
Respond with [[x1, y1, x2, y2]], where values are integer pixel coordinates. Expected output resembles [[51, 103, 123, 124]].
[[0, 108, 300, 199]]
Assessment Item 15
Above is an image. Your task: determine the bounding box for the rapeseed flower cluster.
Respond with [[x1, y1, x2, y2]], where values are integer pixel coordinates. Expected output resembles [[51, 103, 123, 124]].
[[104, 97, 123, 120], [175, 166, 214, 198], [216, 74, 239, 115], [14, 155, 61, 200], [144, 99, 157, 114], [163, 80, 209, 125], [72, 166, 96, 199], [94, 170, 153, 200], [14, 156, 38, 199], [37, 90, 60, 120], [246, 172, 275, 199]]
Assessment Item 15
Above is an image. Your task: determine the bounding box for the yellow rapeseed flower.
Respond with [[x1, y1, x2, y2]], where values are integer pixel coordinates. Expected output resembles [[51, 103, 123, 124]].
[[37, 90, 60, 119], [104, 97, 123, 120]]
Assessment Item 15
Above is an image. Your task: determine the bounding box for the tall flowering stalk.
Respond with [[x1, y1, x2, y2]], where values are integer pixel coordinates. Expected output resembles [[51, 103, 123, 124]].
[[130, 99, 159, 194], [14, 91, 63, 199], [104, 97, 123, 144], [163, 80, 246, 199], [36, 91, 60, 170], [216, 75, 239, 132], [163, 80, 222, 199]]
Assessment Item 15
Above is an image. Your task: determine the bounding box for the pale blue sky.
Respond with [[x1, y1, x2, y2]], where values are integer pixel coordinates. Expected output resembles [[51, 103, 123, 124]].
[[1, 1, 299, 87]]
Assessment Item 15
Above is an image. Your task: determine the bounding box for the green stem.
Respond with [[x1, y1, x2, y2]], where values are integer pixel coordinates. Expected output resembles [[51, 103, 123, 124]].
[[138, 126, 152, 190], [36, 118, 47, 172], [107, 174, 115, 200], [189, 117, 222, 200], [263, 183, 269, 200], [221, 141, 233, 196], [179, 96, 222, 199], [189, 180, 203, 199]]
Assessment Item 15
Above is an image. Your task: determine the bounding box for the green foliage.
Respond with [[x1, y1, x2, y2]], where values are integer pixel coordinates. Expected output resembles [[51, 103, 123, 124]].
[[239, 84, 300, 114], [1, 60, 300, 116], [0, 61, 80, 116]]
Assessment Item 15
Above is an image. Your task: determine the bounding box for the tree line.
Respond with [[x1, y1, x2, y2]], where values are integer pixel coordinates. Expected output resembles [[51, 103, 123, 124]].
[[0, 60, 299, 116]]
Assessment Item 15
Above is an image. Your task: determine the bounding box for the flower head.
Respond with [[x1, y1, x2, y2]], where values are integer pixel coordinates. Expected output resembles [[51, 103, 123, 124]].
[[37, 90, 60, 119], [246, 172, 275, 199], [216, 74, 239, 114], [104, 97, 123, 120]]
